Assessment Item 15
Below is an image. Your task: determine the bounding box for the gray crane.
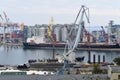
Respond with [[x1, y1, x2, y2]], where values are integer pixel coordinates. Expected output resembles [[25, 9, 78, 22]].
[[56, 5, 90, 75]]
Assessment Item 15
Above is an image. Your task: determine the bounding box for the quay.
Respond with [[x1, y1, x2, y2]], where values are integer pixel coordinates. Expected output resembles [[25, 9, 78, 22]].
[[1, 43, 23, 46], [0, 74, 109, 80], [78, 48, 120, 51]]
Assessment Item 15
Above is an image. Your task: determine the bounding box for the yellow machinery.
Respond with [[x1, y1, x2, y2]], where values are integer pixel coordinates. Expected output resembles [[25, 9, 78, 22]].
[[47, 17, 54, 38]]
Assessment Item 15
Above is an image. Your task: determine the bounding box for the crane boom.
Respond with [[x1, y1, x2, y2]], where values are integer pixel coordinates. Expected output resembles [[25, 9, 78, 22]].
[[73, 5, 89, 49], [63, 5, 89, 62], [3, 11, 9, 22], [0, 14, 4, 21], [47, 17, 54, 38], [56, 5, 90, 75]]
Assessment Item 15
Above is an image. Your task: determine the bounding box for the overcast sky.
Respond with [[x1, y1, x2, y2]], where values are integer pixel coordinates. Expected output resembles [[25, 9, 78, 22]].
[[0, 0, 120, 27]]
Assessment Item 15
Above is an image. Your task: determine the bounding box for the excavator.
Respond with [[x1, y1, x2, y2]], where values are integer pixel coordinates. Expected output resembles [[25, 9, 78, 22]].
[[56, 5, 90, 75]]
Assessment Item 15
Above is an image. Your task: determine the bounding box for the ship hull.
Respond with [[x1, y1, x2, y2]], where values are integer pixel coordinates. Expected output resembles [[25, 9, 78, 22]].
[[23, 42, 65, 49], [23, 42, 120, 50]]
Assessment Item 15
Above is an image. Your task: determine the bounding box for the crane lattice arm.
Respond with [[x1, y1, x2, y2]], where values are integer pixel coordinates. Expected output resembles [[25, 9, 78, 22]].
[[3, 11, 9, 23], [47, 17, 54, 38], [64, 5, 90, 58], [56, 5, 90, 75], [0, 14, 4, 21]]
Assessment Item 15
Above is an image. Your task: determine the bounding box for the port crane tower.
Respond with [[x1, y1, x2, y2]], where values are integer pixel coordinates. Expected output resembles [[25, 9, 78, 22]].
[[56, 5, 90, 75]]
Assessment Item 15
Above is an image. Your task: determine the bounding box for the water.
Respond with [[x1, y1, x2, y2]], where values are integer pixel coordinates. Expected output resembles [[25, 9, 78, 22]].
[[0, 45, 120, 65]]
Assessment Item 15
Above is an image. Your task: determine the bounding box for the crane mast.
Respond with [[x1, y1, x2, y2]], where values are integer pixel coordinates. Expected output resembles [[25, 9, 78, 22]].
[[3, 11, 9, 43], [64, 5, 89, 60], [56, 5, 90, 75], [47, 17, 54, 38], [0, 14, 4, 21]]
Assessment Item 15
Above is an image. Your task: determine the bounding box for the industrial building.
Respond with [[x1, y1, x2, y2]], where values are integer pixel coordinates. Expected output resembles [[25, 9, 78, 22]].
[[107, 20, 120, 44]]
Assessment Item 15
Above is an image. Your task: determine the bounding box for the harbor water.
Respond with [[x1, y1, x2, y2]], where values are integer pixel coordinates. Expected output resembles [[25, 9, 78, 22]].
[[0, 45, 120, 65]]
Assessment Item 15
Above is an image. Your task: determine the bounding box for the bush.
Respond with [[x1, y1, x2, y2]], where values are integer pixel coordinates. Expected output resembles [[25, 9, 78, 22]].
[[113, 57, 120, 65], [92, 64, 102, 74]]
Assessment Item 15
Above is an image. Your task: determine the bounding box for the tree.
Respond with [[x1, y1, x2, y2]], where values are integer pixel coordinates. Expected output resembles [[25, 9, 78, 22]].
[[113, 57, 120, 65], [92, 64, 102, 74]]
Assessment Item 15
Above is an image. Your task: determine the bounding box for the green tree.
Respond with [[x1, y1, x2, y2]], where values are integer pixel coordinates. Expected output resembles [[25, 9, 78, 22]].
[[92, 64, 102, 74], [113, 57, 120, 65]]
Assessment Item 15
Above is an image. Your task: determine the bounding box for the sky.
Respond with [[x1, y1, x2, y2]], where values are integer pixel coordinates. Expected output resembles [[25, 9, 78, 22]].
[[0, 0, 120, 28]]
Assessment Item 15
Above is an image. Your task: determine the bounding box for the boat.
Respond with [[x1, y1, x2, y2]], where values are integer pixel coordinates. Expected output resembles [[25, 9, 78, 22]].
[[23, 42, 120, 51], [23, 35, 120, 51], [23, 42, 66, 49], [23, 36, 66, 49], [28, 59, 76, 70]]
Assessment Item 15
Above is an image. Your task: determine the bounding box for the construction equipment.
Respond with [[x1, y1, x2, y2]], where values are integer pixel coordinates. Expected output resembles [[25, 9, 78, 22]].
[[56, 5, 90, 75]]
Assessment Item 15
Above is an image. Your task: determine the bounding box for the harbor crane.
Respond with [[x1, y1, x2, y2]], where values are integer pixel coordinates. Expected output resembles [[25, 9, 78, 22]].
[[2, 11, 10, 43], [3, 11, 9, 23], [56, 5, 90, 75], [47, 17, 54, 38], [0, 14, 4, 27], [46, 17, 56, 44], [0, 14, 4, 21], [101, 26, 108, 44]]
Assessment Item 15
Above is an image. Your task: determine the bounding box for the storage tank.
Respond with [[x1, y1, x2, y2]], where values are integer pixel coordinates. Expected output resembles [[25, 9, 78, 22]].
[[39, 27, 46, 37], [60, 26, 67, 42], [54, 25, 61, 42]]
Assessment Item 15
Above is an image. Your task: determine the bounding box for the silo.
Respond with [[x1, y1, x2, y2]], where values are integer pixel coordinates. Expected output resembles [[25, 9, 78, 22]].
[[54, 24, 61, 42], [60, 25, 67, 42], [39, 26, 46, 38]]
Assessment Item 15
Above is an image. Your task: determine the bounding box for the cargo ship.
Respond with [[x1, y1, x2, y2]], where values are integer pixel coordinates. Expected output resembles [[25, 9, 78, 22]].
[[23, 42, 120, 51], [23, 36, 120, 51]]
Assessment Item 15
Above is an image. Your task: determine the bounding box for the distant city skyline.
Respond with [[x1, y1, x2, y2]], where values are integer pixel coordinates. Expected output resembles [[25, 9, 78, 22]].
[[0, 0, 120, 27]]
